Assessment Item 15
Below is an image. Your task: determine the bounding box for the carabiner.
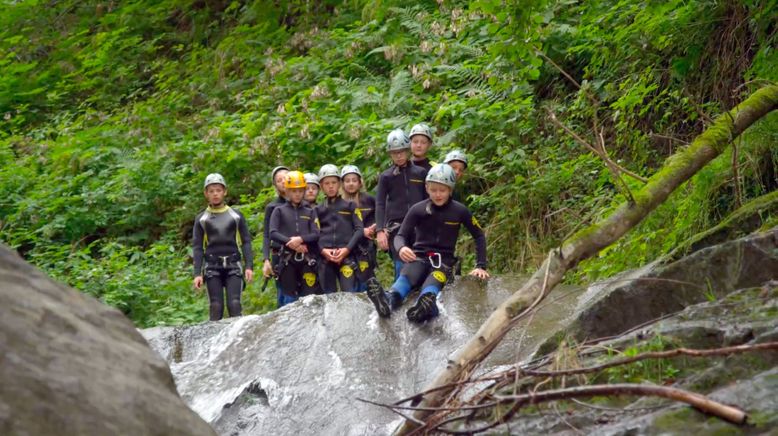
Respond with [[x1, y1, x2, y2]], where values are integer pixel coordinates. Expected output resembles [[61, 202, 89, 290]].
[[428, 252, 442, 269]]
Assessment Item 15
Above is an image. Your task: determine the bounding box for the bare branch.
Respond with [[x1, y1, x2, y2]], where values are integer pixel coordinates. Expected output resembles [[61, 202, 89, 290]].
[[547, 109, 648, 183], [521, 342, 778, 378]]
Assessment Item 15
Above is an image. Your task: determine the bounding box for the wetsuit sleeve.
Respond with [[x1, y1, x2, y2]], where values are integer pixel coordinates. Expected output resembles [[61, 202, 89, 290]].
[[237, 212, 254, 270], [461, 207, 488, 269], [346, 202, 364, 252], [394, 204, 421, 253], [261, 202, 274, 261], [302, 208, 320, 244], [375, 172, 387, 230], [269, 207, 290, 245], [192, 213, 205, 277]]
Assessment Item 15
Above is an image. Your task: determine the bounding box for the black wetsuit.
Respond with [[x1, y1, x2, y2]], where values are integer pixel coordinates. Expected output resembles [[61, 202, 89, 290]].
[[411, 157, 434, 172], [269, 202, 320, 297], [262, 196, 287, 307], [316, 196, 364, 293], [391, 198, 487, 302], [374, 163, 428, 277], [193, 205, 254, 321], [350, 193, 378, 287]]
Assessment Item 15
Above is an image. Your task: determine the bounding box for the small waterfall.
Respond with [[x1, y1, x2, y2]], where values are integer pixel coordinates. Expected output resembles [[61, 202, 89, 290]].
[[142, 275, 583, 435]]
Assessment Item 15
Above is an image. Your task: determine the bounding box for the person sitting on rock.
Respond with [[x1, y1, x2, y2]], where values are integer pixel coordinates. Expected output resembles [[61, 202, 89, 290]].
[[269, 171, 321, 301], [193, 173, 254, 321], [316, 164, 365, 293], [367, 164, 489, 323], [341, 164, 378, 292], [375, 128, 428, 279]]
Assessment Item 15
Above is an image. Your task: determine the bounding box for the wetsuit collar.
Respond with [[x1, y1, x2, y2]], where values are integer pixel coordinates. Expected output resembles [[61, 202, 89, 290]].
[[206, 204, 230, 213]]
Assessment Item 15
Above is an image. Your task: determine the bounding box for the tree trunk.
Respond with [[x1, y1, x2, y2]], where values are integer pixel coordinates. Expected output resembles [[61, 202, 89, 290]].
[[396, 85, 778, 435]]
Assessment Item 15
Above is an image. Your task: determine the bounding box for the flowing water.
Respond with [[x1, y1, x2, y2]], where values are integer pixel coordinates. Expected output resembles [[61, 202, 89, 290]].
[[142, 275, 583, 435]]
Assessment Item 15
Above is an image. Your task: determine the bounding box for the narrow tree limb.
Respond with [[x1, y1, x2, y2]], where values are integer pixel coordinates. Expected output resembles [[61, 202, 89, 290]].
[[395, 85, 778, 435], [547, 109, 649, 183], [460, 384, 746, 431], [521, 342, 778, 378], [435, 384, 746, 434]]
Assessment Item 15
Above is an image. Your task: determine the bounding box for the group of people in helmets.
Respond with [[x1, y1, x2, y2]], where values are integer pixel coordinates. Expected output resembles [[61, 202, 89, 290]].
[[192, 123, 488, 323]]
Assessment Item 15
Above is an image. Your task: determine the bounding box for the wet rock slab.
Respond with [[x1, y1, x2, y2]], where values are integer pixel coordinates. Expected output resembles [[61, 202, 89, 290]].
[[142, 276, 583, 436]]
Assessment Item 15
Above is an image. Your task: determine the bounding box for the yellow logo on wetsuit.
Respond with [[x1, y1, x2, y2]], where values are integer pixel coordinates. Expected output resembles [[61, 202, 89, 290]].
[[432, 270, 447, 283], [355, 208, 363, 221], [303, 272, 317, 287], [341, 264, 354, 278], [472, 216, 482, 229], [315, 218, 320, 229], [359, 261, 369, 271]]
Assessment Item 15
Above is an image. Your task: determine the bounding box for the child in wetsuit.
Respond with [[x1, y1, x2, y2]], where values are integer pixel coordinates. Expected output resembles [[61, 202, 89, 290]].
[[262, 166, 292, 308], [341, 164, 378, 291], [409, 123, 435, 171], [269, 171, 321, 301], [375, 128, 428, 279], [192, 173, 254, 321], [367, 164, 489, 323], [316, 164, 364, 293]]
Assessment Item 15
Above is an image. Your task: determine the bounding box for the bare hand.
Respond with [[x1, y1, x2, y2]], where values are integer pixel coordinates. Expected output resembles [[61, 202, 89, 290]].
[[193, 275, 203, 290], [286, 236, 303, 250], [262, 259, 273, 278], [321, 248, 338, 263], [364, 224, 377, 240], [333, 247, 350, 263], [244, 269, 254, 283], [469, 268, 490, 280], [377, 230, 388, 251], [399, 247, 417, 263]]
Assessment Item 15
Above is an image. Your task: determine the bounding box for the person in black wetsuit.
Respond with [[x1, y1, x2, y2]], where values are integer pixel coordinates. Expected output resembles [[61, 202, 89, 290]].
[[409, 123, 436, 171], [304, 172, 320, 205], [443, 149, 468, 203], [316, 164, 364, 293], [366, 164, 489, 323], [341, 164, 377, 291], [375, 128, 428, 280], [269, 171, 321, 301], [261, 166, 291, 308], [192, 173, 254, 321]]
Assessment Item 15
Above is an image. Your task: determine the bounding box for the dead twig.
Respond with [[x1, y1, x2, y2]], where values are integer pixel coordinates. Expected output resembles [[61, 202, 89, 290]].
[[520, 342, 778, 378]]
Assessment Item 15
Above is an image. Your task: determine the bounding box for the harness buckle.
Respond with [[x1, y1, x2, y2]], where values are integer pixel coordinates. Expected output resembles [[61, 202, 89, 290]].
[[294, 252, 305, 262], [218, 255, 230, 268], [427, 252, 442, 269]]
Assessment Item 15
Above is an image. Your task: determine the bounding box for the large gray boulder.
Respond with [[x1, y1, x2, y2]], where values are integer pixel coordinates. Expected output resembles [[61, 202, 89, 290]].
[[0, 244, 215, 436], [566, 228, 778, 343]]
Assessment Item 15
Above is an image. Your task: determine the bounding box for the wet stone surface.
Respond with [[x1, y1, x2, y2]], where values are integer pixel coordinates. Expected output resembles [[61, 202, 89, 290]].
[[142, 275, 583, 436]]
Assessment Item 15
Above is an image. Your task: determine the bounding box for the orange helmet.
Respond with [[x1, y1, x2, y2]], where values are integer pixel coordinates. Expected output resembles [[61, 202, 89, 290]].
[[284, 171, 306, 189]]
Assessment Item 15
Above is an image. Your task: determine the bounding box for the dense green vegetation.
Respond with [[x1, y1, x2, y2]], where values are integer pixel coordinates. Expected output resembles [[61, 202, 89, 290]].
[[1, 0, 775, 327]]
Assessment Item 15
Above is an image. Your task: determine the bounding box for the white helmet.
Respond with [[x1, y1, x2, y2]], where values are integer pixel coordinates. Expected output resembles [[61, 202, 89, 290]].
[[386, 128, 410, 151], [444, 150, 468, 168], [304, 173, 320, 186], [425, 164, 456, 189], [318, 164, 340, 180], [271, 165, 289, 183], [204, 173, 227, 189], [409, 123, 433, 142], [340, 165, 362, 179]]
